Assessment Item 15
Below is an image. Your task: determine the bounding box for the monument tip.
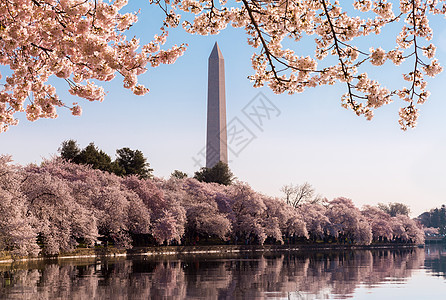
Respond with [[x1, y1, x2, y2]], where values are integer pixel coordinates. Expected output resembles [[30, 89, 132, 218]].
[[209, 42, 224, 60]]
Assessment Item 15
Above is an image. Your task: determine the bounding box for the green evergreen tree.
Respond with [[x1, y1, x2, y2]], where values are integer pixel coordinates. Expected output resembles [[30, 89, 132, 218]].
[[75, 143, 113, 172], [115, 147, 153, 179], [59, 140, 81, 161], [194, 161, 234, 186], [171, 170, 188, 179], [58, 141, 153, 178]]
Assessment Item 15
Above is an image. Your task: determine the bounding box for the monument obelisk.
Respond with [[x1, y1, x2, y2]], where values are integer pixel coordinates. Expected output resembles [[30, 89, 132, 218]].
[[206, 42, 228, 168]]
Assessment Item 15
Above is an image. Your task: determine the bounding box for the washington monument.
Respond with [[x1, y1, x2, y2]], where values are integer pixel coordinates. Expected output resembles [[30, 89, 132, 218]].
[[206, 42, 228, 168]]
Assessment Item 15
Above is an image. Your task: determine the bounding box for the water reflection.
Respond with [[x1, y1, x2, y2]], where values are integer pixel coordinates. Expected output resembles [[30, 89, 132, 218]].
[[0, 247, 437, 299], [425, 244, 446, 278]]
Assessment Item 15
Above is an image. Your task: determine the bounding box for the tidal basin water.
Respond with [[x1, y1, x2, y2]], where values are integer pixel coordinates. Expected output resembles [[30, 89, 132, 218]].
[[1, 245, 446, 299]]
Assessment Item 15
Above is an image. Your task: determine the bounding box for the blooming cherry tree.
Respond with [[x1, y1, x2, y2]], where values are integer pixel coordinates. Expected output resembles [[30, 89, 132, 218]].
[[0, 0, 186, 132], [157, 178, 231, 243], [159, 0, 446, 129], [391, 214, 424, 244], [1, 0, 445, 131], [298, 203, 330, 241], [326, 197, 372, 244], [263, 196, 308, 242], [0, 155, 39, 256], [361, 205, 393, 242], [21, 170, 98, 254], [226, 183, 270, 244]]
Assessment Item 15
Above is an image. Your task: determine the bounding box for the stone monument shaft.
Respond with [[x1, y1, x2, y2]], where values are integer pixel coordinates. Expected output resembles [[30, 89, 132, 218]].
[[206, 42, 228, 168]]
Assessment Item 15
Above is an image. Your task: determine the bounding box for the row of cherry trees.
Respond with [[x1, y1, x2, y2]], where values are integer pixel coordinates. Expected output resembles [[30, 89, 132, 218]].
[[0, 156, 424, 256]]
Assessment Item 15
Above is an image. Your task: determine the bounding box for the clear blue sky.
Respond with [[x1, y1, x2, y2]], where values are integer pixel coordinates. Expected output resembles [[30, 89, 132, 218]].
[[1, 3, 446, 216]]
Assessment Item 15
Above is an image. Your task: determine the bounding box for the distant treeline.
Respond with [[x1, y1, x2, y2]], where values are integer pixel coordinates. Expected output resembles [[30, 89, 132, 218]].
[[418, 205, 446, 234]]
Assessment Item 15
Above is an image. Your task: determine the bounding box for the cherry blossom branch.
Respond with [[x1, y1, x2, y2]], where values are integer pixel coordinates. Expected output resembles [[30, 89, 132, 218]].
[[0, 0, 187, 131], [320, 0, 358, 111], [241, 0, 287, 83], [409, 4, 419, 103]]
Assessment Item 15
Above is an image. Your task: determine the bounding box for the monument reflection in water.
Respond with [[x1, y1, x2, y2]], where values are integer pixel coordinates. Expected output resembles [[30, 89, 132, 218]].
[[1, 246, 446, 299]]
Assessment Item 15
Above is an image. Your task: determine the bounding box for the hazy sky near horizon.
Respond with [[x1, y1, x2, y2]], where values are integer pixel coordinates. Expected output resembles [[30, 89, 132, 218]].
[[1, 2, 446, 217]]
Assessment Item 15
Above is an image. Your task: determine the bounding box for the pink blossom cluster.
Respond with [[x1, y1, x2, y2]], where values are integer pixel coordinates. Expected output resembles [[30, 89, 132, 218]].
[[1, 0, 445, 131], [162, 0, 446, 129], [0, 156, 424, 257], [0, 0, 186, 132]]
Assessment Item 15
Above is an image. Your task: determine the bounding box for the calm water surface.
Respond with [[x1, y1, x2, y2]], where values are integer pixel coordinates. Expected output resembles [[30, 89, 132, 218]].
[[1, 245, 446, 299]]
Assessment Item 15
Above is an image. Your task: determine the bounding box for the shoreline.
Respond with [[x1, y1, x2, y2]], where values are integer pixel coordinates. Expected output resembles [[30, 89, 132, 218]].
[[0, 243, 424, 265]]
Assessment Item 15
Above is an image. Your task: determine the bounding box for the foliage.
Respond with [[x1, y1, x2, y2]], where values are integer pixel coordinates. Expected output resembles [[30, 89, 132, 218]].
[[58, 140, 153, 178], [75, 143, 114, 172], [378, 202, 411, 217], [194, 161, 234, 185], [171, 170, 188, 179], [115, 147, 153, 179], [418, 204, 446, 234], [59, 140, 81, 161], [193, 161, 233, 185]]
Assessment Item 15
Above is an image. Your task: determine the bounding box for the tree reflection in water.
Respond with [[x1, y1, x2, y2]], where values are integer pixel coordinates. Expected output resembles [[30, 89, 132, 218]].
[[425, 244, 446, 278], [0, 248, 429, 299]]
